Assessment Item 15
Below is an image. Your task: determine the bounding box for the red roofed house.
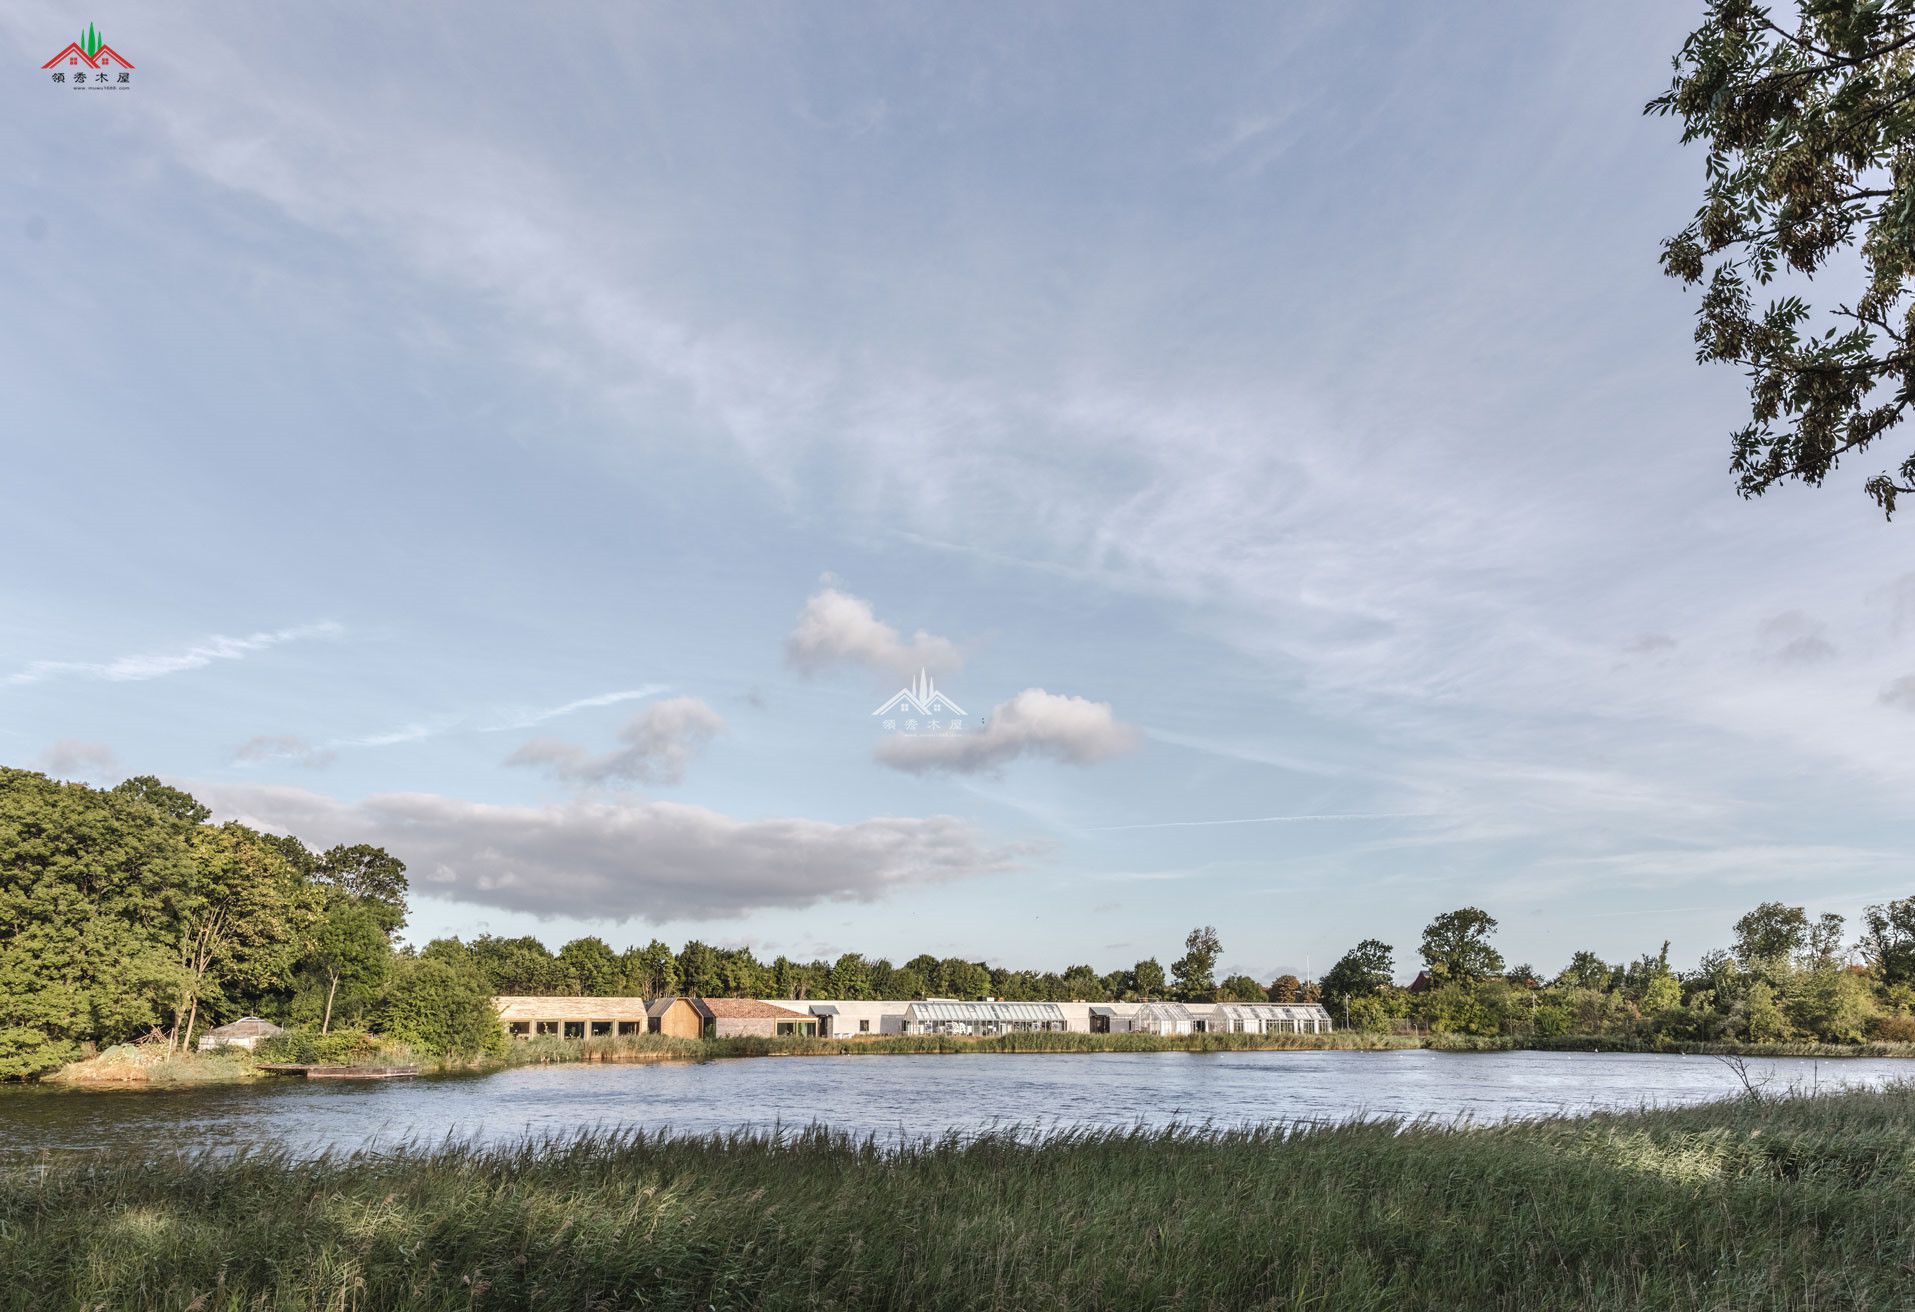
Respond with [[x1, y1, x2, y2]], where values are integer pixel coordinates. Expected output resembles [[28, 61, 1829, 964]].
[[91, 45, 134, 70], [692, 997, 818, 1038]]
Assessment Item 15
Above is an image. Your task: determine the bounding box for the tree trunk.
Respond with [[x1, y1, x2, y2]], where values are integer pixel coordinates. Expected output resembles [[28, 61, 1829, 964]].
[[322, 971, 340, 1035]]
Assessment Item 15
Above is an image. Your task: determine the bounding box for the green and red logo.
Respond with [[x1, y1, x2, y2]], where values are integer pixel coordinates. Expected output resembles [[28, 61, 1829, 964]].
[[43, 23, 134, 87]]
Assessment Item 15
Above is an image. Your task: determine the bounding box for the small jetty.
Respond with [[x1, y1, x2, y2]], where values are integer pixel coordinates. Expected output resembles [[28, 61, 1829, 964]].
[[257, 1064, 420, 1081]]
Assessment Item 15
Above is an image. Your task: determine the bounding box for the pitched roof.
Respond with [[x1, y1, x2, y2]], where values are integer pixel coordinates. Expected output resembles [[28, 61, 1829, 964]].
[[206, 1016, 283, 1037], [492, 995, 654, 1022], [646, 997, 690, 1018], [693, 997, 812, 1021]]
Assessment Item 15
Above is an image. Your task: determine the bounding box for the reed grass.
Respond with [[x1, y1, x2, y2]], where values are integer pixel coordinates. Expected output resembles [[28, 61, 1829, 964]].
[[484, 1027, 1423, 1068], [474, 1028, 1915, 1072], [6, 1084, 1913, 1309]]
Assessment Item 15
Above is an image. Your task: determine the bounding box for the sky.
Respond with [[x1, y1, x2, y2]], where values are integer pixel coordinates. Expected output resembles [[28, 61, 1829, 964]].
[[4, 4, 1913, 985]]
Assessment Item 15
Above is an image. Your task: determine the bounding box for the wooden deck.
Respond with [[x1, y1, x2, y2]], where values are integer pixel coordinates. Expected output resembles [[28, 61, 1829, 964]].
[[257, 1064, 421, 1080]]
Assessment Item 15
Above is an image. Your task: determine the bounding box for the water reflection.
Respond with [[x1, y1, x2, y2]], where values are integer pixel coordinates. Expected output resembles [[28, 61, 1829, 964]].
[[0, 1049, 1903, 1160]]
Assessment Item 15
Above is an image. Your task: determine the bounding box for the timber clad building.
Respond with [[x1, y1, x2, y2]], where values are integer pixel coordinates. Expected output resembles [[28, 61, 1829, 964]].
[[495, 996, 1331, 1039]]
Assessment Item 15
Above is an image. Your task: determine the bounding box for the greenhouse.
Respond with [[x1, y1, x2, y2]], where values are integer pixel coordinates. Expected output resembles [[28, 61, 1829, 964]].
[[1216, 1003, 1332, 1034], [1128, 1002, 1198, 1035], [902, 1001, 1069, 1035]]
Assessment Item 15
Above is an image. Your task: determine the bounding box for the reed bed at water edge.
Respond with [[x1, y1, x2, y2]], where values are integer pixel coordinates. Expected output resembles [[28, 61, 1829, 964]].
[[473, 1029, 1915, 1071], [7, 1083, 1915, 1309], [485, 1027, 1423, 1067]]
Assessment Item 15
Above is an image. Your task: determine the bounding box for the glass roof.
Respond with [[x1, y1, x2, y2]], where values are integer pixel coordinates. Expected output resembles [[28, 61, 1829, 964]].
[[906, 1001, 1067, 1022]]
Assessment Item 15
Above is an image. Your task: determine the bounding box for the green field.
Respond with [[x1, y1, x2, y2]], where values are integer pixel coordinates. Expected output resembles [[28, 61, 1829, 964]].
[[7, 1084, 1914, 1309]]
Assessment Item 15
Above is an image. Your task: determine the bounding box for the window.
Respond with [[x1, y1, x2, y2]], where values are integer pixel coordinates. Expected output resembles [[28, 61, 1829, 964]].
[[859, 1019, 871, 1033]]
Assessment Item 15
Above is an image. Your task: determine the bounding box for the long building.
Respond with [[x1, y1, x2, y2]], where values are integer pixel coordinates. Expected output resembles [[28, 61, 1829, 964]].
[[494, 995, 1332, 1039]]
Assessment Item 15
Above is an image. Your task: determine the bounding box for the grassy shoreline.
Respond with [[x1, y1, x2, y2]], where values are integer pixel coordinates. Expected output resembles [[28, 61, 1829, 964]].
[[471, 1028, 1915, 1069], [6, 1083, 1913, 1309], [44, 1029, 1915, 1086]]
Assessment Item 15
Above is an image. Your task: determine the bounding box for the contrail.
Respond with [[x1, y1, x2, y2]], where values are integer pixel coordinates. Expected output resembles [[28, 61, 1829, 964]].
[[1085, 812, 1433, 832]]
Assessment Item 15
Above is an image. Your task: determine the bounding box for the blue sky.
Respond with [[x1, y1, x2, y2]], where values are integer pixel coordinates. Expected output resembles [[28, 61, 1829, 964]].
[[5, 4, 1913, 984]]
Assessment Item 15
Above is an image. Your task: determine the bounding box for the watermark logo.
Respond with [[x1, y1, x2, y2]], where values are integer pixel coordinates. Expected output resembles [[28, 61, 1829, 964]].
[[873, 668, 975, 736], [43, 23, 134, 89]]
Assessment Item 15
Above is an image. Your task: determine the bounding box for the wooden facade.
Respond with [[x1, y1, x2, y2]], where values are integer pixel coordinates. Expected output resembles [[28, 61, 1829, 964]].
[[493, 995, 653, 1040], [647, 997, 702, 1039]]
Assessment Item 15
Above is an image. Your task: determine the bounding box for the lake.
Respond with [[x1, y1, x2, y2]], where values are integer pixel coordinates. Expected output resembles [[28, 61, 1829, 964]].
[[1, 1049, 1905, 1159]]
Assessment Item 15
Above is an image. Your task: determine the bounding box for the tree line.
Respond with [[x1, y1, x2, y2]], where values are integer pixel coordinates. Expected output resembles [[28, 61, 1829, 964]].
[[6, 766, 1914, 1077], [420, 924, 1309, 1008], [0, 767, 500, 1078], [1318, 904, 1915, 1044]]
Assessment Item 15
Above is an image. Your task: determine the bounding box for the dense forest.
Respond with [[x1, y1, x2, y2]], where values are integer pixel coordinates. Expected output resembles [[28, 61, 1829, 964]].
[[4, 766, 1913, 1078]]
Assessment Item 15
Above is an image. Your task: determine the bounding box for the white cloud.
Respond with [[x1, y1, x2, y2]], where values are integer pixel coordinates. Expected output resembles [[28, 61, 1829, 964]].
[[877, 689, 1138, 775], [785, 587, 960, 679], [1882, 676, 1915, 712], [39, 741, 116, 779], [232, 735, 335, 769], [506, 696, 724, 786], [2, 622, 342, 687], [193, 782, 1022, 920]]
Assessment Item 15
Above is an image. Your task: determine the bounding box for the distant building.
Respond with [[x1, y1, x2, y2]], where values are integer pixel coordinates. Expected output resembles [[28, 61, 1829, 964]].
[[693, 997, 818, 1038], [493, 996, 651, 1040], [901, 1001, 1068, 1035], [197, 1016, 284, 1052], [1128, 1002, 1199, 1035], [492, 995, 1333, 1041], [647, 997, 701, 1039]]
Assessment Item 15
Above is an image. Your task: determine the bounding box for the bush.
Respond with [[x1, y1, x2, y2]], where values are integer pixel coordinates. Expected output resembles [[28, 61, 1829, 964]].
[[254, 1028, 403, 1067], [1867, 1013, 1915, 1043], [377, 958, 507, 1059]]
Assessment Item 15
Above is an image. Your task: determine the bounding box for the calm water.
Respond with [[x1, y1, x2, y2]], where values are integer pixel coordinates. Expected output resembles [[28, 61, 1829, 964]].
[[0, 1050, 1905, 1159]]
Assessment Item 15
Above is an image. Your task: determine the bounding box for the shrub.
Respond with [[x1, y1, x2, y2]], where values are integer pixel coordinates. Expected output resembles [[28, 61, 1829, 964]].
[[254, 1028, 403, 1067], [1867, 1013, 1915, 1043], [377, 957, 507, 1059]]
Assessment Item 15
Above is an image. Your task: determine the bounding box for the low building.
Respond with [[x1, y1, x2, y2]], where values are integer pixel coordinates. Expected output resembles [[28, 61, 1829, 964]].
[[1128, 1001, 1199, 1035], [797, 1000, 913, 1036], [1214, 1002, 1333, 1034], [694, 997, 818, 1038], [494, 996, 652, 1040], [197, 1016, 285, 1052], [902, 1000, 1068, 1035], [490, 994, 1335, 1042], [648, 996, 702, 1039]]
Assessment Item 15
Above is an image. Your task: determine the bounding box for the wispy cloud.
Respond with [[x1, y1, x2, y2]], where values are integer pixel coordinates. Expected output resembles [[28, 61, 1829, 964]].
[[232, 735, 336, 769], [329, 718, 461, 749], [2, 622, 342, 687], [483, 685, 669, 731], [1085, 812, 1435, 833], [39, 740, 117, 779]]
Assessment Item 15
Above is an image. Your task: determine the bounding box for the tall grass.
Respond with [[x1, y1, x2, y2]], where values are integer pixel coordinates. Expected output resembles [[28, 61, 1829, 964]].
[[476, 1029, 1915, 1072], [482, 1028, 1423, 1069], [6, 1084, 1914, 1309]]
